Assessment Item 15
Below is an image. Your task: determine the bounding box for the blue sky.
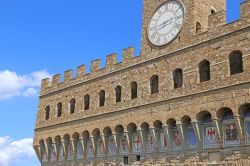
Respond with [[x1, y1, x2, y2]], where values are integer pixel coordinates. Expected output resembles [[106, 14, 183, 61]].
[[0, 0, 245, 165]]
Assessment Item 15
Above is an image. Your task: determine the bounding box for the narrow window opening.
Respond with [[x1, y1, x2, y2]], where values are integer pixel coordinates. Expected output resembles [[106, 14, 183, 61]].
[[229, 51, 243, 75], [99, 90, 105, 107], [70, 98, 75, 114], [173, 69, 183, 89], [150, 75, 159, 94], [115, 86, 122, 103], [131, 82, 138, 99], [84, 94, 90, 110], [199, 60, 210, 82], [196, 22, 202, 33], [45, 106, 50, 120], [57, 102, 62, 117]]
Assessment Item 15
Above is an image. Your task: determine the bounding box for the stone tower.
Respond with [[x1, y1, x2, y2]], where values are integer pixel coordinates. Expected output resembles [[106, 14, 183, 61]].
[[141, 0, 226, 55]]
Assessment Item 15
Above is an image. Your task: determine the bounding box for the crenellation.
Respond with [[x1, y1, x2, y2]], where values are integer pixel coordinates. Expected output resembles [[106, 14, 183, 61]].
[[241, 0, 250, 19], [64, 70, 74, 83], [76, 65, 86, 79], [106, 53, 117, 70], [52, 74, 61, 86], [122, 47, 135, 63], [41, 78, 50, 92], [91, 59, 101, 72], [208, 10, 226, 31]]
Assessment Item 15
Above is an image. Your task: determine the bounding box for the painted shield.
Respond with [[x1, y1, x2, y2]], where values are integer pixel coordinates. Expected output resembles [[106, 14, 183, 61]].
[[133, 134, 142, 151], [187, 127, 197, 147], [120, 136, 128, 153], [173, 130, 182, 147], [225, 123, 239, 144], [87, 141, 94, 157], [108, 137, 116, 154], [98, 139, 105, 155], [76, 141, 84, 158], [147, 134, 154, 151], [205, 127, 216, 144], [160, 132, 167, 149]]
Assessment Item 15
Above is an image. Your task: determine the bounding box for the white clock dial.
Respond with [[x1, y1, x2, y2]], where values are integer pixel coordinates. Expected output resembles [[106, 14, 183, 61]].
[[148, 0, 185, 46]]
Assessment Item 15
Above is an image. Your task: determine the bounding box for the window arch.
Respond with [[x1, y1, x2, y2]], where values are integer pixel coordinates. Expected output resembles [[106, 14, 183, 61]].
[[196, 22, 202, 33], [229, 51, 243, 75], [173, 68, 183, 89], [150, 75, 159, 94], [99, 90, 105, 107], [57, 102, 62, 117], [199, 60, 210, 82], [131, 81, 138, 99], [70, 98, 76, 114], [115, 86, 122, 103], [84, 94, 90, 111], [197, 111, 217, 148], [202, 113, 212, 123], [45, 106, 50, 120]]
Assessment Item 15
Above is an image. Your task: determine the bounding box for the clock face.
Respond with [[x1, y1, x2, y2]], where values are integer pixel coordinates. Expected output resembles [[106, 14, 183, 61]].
[[148, 0, 185, 46]]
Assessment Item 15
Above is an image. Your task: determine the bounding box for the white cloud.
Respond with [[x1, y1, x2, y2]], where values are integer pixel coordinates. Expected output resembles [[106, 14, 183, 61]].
[[0, 70, 52, 100], [0, 136, 36, 166]]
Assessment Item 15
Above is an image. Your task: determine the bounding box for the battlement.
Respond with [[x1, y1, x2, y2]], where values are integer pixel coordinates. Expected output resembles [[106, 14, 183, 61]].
[[40, 46, 137, 94], [40, 0, 250, 96]]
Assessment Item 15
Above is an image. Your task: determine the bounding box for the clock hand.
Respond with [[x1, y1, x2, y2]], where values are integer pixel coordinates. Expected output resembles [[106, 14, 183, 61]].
[[157, 17, 175, 30]]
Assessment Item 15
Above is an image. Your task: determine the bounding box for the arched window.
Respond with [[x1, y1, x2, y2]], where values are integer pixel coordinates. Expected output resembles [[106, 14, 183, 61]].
[[99, 90, 105, 107], [131, 81, 138, 99], [196, 22, 202, 33], [199, 60, 210, 82], [229, 51, 243, 75], [57, 102, 62, 117], [84, 94, 90, 110], [70, 98, 75, 114], [150, 75, 159, 94], [173, 68, 183, 89], [115, 86, 122, 103], [197, 111, 217, 148], [218, 108, 240, 146], [45, 106, 50, 120]]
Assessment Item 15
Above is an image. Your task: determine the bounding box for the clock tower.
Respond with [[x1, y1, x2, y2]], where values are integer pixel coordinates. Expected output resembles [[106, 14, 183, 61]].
[[140, 0, 226, 56]]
